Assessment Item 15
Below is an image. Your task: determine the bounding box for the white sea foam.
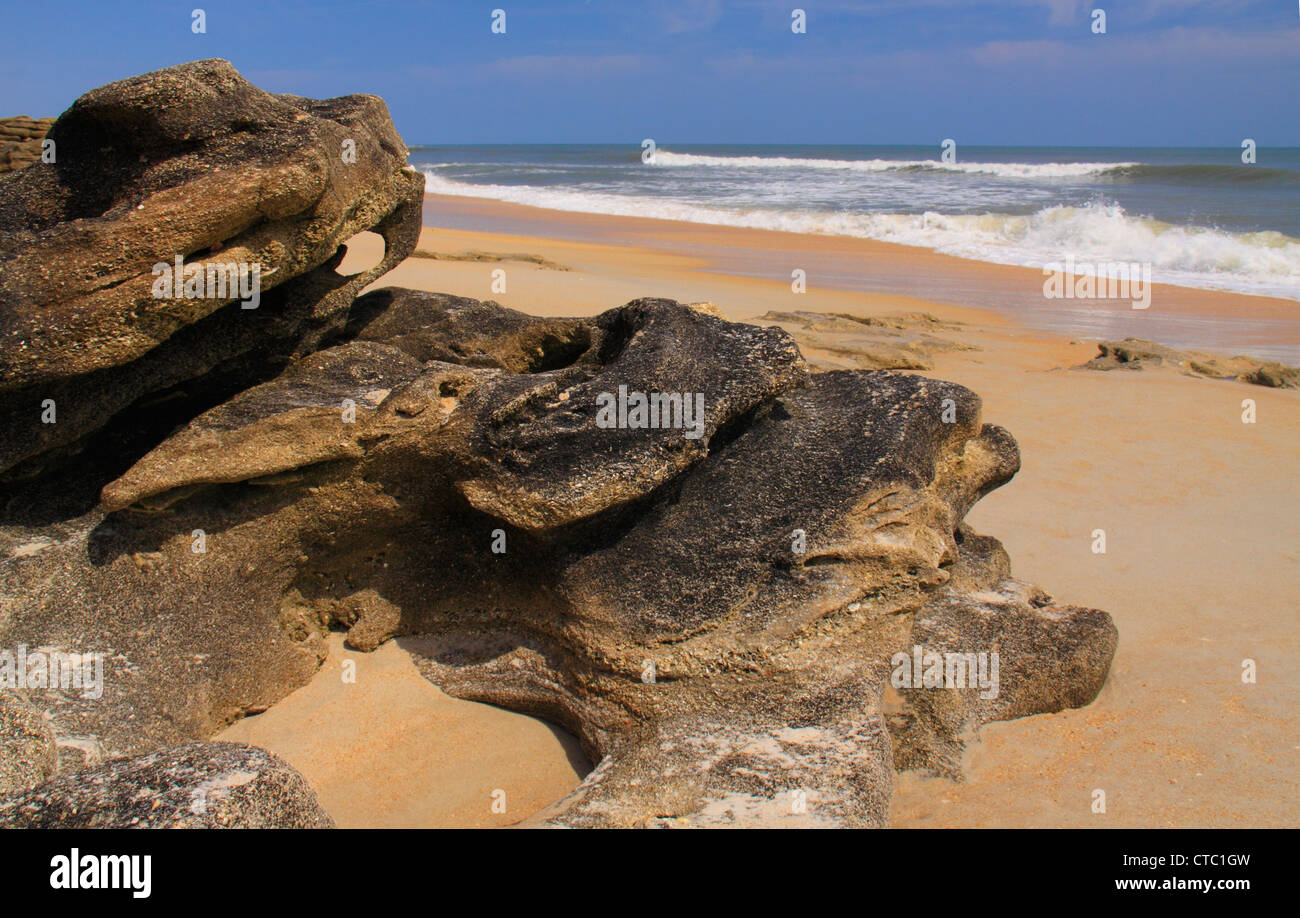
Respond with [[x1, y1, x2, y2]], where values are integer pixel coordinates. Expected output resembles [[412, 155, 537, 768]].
[[652, 149, 1138, 179], [422, 171, 1300, 300]]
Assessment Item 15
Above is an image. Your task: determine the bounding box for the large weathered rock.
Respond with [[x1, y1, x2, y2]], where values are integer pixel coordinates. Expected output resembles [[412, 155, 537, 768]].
[[106, 291, 806, 528], [0, 295, 806, 765], [0, 741, 333, 828], [0, 64, 1116, 829], [0, 59, 424, 481], [396, 361, 1110, 826], [0, 287, 1114, 827]]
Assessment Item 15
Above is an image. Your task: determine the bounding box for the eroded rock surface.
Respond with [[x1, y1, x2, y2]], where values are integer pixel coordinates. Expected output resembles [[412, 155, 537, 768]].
[[0, 741, 334, 828], [0, 62, 1117, 829], [4, 288, 1114, 827], [0, 58, 424, 483], [758, 310, 976, 371], [885, 526, 1118, 777], [1079, 337, 1299, 388], [0, 693, 57, 795]]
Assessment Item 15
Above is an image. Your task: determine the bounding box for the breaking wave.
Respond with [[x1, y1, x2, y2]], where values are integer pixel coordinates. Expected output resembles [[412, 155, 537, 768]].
[[422, 170, 1300, 300]]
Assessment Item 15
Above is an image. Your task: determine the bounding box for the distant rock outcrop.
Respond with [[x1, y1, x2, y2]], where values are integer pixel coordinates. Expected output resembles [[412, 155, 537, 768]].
[[1079, 337, 1299, 388], [0, 116, 54, 173], [759, 310, 976, 371], [0, 62, 1117, 828]]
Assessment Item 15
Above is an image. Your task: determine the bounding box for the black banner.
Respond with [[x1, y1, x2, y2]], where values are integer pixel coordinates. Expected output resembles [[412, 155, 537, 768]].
[[0, 828, 1286, 905]]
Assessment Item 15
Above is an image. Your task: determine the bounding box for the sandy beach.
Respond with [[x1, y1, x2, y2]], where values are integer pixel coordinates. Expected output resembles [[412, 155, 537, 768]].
[[215, 199, 1299, 828], [4, 5, 1299, 896]]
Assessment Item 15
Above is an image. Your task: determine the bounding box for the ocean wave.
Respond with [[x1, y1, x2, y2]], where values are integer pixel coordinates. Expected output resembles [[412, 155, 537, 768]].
[[652, 149, 1138, 179], [421, 171, 1300, 299], [1105, 163, 1300, 186], [652, 150, 1300, 187]]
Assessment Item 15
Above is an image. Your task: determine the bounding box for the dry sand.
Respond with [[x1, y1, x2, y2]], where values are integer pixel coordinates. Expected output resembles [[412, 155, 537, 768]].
[[228, 203, 1298, 828], [217, 633, 586, 828]]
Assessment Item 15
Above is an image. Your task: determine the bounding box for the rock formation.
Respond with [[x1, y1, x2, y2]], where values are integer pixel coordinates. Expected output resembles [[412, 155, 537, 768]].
[[758, 310, 976, 371], [0, 116, 55, 173], [0, 58, 424, 489], [0, 693, 57, 795], [0, 61, 1117, 828], [1079, 337, 1299, 388], [0, 741, 334, 828]]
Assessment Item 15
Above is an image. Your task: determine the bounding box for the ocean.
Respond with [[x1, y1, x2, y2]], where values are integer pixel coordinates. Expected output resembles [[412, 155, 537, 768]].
[[410, 144, 1300, 303]]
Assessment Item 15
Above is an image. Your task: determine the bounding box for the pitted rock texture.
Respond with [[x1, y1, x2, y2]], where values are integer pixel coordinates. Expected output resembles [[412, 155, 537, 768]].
[[0, 741, 334, 828], [885, 525, 1119, 778], [0, 693, 58, 795], [0, 59, 424, 483], [0, 63, 1117, 829], [3, 289, 1115, 827]]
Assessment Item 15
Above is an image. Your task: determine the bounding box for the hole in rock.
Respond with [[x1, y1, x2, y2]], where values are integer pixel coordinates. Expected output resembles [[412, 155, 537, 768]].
[[334, 230, 386, 277], [520, 326, 593, 373], [215, 632, 591, 828]]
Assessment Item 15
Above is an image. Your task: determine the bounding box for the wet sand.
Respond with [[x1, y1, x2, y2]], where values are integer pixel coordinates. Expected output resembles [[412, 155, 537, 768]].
[[421, 194, 1300, 364]]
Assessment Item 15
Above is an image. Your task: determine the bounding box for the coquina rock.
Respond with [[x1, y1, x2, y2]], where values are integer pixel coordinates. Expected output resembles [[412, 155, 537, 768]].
[[0, 693, 57, 795], [0, 741, 334, 828], [758, 309, 976, 371], [1079, 337, 1299, 388], [886, 525, 1117, 778], [0, 59, 424, 484], [4, 287, 1116, 827], [0, 62, 1117, 828]]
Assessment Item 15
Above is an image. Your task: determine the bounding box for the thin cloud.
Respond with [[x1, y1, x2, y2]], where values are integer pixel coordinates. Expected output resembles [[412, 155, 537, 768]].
[[655, 0, 725, 35], [477, 53, 653, 81], [969, 25, 1300, 68]]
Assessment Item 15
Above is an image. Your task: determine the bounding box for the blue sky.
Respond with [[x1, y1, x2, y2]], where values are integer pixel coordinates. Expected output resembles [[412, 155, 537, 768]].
[[1, 1, 1297, 145]]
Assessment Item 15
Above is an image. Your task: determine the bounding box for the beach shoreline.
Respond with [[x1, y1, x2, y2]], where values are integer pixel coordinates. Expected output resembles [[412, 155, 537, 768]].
[[418, 192, 1300, 365]]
